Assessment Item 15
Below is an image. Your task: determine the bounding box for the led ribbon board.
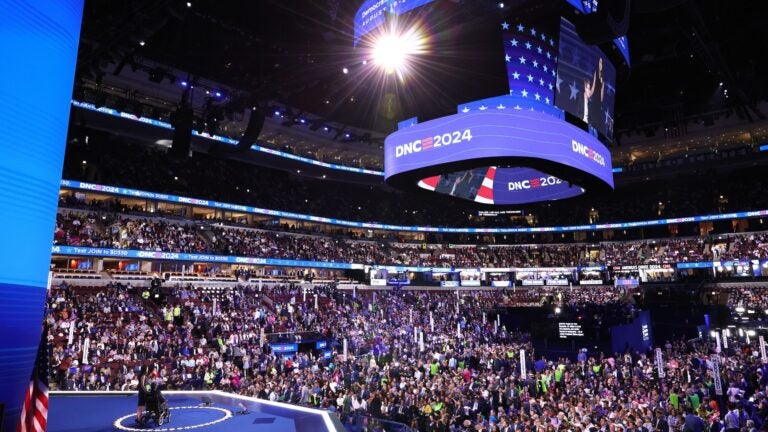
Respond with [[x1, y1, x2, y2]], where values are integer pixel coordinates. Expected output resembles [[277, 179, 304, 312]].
[[384, 109, 614, 204], [354, 0, 435, 46]]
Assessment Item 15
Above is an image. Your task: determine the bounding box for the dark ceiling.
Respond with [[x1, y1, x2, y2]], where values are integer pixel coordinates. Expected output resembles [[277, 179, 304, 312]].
[[75, 0, 766, 133]]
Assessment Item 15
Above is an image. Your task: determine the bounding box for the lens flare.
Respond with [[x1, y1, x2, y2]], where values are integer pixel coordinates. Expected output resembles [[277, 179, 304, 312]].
[[370, 24, 426, 79]]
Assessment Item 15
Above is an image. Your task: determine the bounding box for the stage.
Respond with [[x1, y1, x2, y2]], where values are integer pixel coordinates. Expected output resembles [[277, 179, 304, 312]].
[[48, 391, 345, 432]]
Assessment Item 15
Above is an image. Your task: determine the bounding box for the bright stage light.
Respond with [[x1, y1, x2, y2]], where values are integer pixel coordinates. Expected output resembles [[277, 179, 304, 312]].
[[371, 26, 425, 77]]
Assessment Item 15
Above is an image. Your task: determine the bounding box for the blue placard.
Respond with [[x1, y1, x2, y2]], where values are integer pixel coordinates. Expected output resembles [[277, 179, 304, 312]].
[[677, 262, 714, 269], [271, 343, 299, 353], [315, 341, 328, 350]]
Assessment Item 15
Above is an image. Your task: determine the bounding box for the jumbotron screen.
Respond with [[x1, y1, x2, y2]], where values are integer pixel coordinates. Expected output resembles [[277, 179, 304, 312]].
[[555, 17, 617, 138]]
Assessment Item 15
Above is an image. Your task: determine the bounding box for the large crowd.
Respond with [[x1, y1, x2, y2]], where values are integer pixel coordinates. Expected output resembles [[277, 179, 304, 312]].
[[52, 211, 768, 271], [45, 280, 768, 432]]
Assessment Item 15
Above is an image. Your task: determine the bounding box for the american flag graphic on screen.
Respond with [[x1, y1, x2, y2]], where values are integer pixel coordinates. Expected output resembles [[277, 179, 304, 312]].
[[502, 20, 558, 112]]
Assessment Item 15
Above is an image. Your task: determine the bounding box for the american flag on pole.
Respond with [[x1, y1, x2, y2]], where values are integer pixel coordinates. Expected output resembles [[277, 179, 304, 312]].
[[17, 325, 49, 432]]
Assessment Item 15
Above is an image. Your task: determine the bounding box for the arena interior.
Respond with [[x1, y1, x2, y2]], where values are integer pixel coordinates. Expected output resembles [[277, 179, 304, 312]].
[[2, 1, 768, 432]]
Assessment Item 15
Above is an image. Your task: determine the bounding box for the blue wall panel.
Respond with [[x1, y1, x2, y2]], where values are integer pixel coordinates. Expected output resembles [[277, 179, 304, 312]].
[[0, 0, 83, 430]]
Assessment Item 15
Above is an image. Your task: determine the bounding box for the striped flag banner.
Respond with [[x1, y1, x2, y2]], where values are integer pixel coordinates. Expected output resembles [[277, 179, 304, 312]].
[[17, 325, 48, 432]]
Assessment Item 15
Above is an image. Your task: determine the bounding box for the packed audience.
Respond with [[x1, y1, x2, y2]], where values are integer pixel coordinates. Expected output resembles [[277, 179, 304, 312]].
[[46, 281, 768, 432], [53, 211, 768, 271]]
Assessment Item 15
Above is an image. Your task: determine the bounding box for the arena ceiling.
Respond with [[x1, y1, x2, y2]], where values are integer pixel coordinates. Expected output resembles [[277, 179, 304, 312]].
[[75, 0, 765, 134]]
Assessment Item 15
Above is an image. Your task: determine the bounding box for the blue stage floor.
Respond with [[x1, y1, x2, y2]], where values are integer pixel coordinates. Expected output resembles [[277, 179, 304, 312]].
[[49, 391, 345, 432]]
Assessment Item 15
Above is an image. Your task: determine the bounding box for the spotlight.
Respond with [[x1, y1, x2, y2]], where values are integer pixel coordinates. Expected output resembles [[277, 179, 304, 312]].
[[299, 118, 306, 124], [323, 126, 329, 132], [371, 25, 425, 77], [181, 81, 188, 87], [139, 40, 145, 46], [345, 133, 350, 138], [274, 110, 281, 116], [186, 1, 192, 6], [215, 91, 222, 97], [499, 2, 505, 7], [342, 67, 349, 74]]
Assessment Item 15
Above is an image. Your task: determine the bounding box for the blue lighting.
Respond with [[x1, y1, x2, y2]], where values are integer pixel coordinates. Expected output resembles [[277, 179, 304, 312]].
[[181, 81, 188, 87], [759, 144, 768, 152], [215, 91, 222, 97], [299, 118, 306, 124], [612, 167, 624, 173], [0, 0, 84, 428], [59, 179, 768, 234], [274, 111, 281, 116]]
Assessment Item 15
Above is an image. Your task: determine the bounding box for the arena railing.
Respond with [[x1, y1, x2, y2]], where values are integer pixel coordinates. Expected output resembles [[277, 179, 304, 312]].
[[60, 178, 768, 234]]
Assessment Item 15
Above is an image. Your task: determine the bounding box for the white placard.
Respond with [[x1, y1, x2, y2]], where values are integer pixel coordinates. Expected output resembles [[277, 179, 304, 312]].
[[82, 337, 90, 365], [711, 354, 723, 396], [655, 348, 665, 378]]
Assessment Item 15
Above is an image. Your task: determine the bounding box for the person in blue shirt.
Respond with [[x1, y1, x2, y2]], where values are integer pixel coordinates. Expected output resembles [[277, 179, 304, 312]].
[[682, 406, 705, 432]]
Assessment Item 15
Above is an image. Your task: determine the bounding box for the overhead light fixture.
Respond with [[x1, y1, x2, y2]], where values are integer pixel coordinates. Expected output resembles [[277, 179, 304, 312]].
[[370, 23, 426, 78]]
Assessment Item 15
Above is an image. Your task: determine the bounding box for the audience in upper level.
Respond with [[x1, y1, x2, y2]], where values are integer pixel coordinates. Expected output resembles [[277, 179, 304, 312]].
[[53, 211, 768, 270]]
